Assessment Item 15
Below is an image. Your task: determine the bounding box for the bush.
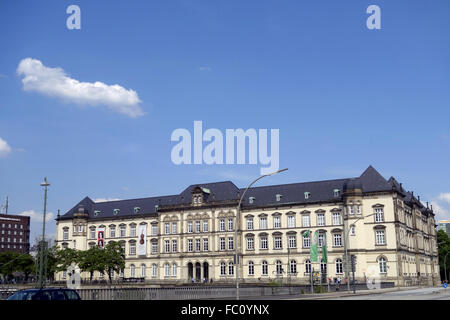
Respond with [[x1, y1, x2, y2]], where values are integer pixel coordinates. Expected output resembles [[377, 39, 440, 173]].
[[314, 285, 326, 294]]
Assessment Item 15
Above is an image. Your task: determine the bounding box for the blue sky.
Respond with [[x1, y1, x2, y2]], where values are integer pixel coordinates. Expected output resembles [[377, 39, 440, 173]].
[[1, 0, 450, 243]]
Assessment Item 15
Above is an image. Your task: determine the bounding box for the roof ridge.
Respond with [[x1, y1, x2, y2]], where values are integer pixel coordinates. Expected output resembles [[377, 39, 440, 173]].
[[241, 177, 353, 190]]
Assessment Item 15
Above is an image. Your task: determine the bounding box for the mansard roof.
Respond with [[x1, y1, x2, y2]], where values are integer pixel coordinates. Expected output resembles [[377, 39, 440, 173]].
[[59, 165, 429, 220]]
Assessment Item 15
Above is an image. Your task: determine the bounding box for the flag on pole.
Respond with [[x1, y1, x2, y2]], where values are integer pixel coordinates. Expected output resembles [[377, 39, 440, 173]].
[[322, 233, 328, 263], [310, 230, 319, 262], [302, 230, 310, 238]]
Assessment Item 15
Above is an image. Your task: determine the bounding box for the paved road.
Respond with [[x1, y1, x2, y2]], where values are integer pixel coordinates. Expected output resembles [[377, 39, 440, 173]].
[[325, 287, 450, 300]]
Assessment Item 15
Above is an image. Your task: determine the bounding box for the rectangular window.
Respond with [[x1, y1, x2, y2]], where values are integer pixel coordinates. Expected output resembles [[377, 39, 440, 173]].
[[63, 229, 69, 240], [187, 221, 193, 233], [350, 225, 356, 236], [165, 223, 170, 235], [196, 239, 201, 251], [89, 229, 95, 239], [188, 239, 193, 252], [302, 215, 310, 227], [219, 219, 225, 232], [228, 237, 234, 250], [220, 237, 225, 251], [203, 220, 208, 232], [288, 235, 297, 249], [274, 216, 281, 229], [247, 218, 254, 230], [274, 236, 282, 249], [172, 240, 177, 252], [172, 222, 177, 234], [130, 225, 136, 237], [318, 234, 324, 247], [151, 242, 158, 254], [317, 214, 325, 226], [349, 206, 354, 215], [110, 227, 116, 238], [164, 240, 170, 253], [357, 205, 362, 215], [333, 212, 341, 225], [120, 226, 127, 237], [228, 218, 233, 231], [195, 221, 201, 233], [288, 215, 296, 228], [376, 230, 386, 245], [261, 237, 268, 249], [303, 236, 310, 248], [78, 225, 83, 232], [247, 237, 254, 250], [260, 217, 267, 230], [130, 243, 136, 255], [203, 238, 209, 251], [333, 234, 342, 247], [152, 224, 158, 236], [375, 208, 384, 222]]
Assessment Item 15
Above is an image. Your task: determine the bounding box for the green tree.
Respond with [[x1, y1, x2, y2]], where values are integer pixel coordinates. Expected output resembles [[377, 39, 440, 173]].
[[437, 229, 450, 282], [78, 246, 105, 283], [55, 247, 79, 272], [0, 251, 21, 281], [104, 241, 125, 284], [16, 254, 35, 282]]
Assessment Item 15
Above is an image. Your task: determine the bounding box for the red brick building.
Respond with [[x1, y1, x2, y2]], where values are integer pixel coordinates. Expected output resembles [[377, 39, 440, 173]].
[[0, 214, 31, 254]]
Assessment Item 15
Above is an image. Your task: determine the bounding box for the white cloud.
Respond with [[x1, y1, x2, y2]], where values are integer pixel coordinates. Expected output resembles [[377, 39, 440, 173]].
[[17, 58, 144, 118], [438, 193, 450, 204], [0, 137, 12, 158], [18, 209, 55, 222], [94, 198, 121, 203]]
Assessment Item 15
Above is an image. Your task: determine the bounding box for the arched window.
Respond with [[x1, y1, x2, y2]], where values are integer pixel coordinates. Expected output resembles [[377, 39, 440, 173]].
[[289, 260, 297, 275], [305, 260, 311, 274], [320, 259, 327, 274], [379, 257, 387, 273], [165, 263, 170, 277], [262, 260, 268, 276], [248, 261, 254, 276], [172, 263, 177, 277], [130, 264, 135, 277], [152, 264, 158, 278], [228, 262, 234, 275], [220, 262, 226, 275], [336, 259, 343, 274], [141, 264, 146, 278], [276, 260, 283, 275]]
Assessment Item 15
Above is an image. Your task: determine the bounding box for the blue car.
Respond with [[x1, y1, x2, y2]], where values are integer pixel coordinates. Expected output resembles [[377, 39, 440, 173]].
[[6, 288, 81, 300]]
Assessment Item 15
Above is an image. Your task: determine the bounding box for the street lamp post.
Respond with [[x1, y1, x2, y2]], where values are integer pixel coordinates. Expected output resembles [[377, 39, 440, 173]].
[[445, 251, 449, 284], [344, 212, 377, 293], [37, 177, 50, 289], [235, 168, 288, 300]]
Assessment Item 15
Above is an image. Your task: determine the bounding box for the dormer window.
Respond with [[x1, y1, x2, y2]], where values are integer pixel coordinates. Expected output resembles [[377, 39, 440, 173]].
[[134, 207, 141, 214], [192, 194, 203, 205], [249, 197, 255, 204], [276, 194, 282, 202], [155, 205, 159, 212], [304, 192, 311, 200], [113, 209, 120, 216], [94, 210, 100, 217], [334, 189, 340, 197]]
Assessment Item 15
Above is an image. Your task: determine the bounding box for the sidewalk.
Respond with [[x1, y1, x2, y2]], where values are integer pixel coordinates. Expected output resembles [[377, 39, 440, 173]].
[[289, 286, 425, 300]]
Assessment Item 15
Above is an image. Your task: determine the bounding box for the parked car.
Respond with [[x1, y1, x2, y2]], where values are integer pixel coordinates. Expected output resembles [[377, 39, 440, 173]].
[[6, 288, 81, 300]]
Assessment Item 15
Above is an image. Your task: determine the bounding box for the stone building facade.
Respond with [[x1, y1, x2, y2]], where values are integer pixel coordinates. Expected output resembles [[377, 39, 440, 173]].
[[55, 166, 440, 286]]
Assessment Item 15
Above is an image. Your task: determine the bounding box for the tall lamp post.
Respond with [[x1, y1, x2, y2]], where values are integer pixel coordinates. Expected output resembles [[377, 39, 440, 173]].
[[445, 251, 449, 284], [235, 168, 288, 300], [37, 177, 50, 289], [344, 212, 377, 292]]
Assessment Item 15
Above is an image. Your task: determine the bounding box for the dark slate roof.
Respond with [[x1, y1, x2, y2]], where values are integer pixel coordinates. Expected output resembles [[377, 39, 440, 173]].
[[59, 166, 405, 220]]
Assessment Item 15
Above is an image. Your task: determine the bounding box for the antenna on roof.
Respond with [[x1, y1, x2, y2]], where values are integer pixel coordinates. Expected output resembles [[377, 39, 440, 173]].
[[5, 196, 8, 214]]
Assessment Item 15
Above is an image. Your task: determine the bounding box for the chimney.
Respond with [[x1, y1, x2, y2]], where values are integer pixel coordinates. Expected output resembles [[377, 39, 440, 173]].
[[426, 202, 429, 209]]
